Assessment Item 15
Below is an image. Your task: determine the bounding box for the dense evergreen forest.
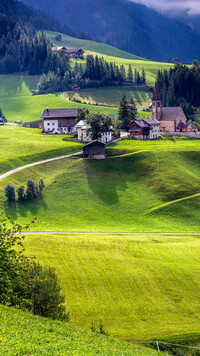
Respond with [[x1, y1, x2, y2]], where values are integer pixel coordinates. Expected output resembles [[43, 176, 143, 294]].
[[156, 61, 200, 116], [0, 0, 76, 74], [37, 55, 146, 93], [21, 0, 200, 63]]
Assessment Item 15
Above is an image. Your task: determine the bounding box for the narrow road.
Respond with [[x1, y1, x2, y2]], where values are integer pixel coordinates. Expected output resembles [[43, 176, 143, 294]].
[[24, 232, 200, 235], [0, 151, 81, 181]]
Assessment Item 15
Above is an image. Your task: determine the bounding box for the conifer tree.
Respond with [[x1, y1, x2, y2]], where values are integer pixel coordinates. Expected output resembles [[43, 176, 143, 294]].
[[128, 64, 133, 82]]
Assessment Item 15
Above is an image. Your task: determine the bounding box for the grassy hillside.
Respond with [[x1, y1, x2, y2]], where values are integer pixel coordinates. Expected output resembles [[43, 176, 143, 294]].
[[0, 125, 82, 174], [19, 232, 200, 343], [48, 31, 173, 86], [1, 137, 200, 233], [0, 305, 164, 355], [64, 86, 153, 109]]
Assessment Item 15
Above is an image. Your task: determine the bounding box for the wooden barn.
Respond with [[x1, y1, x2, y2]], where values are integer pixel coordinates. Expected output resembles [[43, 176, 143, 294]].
[[82, 140, 106, 159]]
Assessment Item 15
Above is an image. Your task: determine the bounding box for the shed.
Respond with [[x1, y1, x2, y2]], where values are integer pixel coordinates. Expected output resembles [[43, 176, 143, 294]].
[[82, 140, 106, 159]]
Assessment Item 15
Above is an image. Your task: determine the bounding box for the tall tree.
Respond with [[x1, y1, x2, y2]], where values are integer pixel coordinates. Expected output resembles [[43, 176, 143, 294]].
[[86, 113, 112, 140], [127, 64, 133, 82], [118, 95, 130, 129]]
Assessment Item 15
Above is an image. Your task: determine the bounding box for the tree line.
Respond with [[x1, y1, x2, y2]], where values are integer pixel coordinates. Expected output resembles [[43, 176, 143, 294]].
[[37, 54, 146, 93], [5, 178, 45, 203], [156, 61, 200, 116]]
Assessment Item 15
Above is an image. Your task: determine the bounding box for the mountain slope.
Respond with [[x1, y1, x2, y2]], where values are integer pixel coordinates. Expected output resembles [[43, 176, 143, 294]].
[[21, 0, 200, 62]]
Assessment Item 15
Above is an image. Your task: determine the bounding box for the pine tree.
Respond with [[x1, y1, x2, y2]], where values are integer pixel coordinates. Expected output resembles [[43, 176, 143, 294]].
[[127, 64, 133, 82], [118, 95, 130, 130], [128, 98, 137, 121]]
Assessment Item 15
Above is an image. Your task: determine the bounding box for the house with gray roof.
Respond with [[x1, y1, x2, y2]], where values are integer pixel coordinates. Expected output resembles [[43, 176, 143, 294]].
[[40, 108, 88, 134], [128, 118, 160, 140]]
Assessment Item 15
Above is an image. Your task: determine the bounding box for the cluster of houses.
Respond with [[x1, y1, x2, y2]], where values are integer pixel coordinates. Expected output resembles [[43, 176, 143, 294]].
[[52, 46, 84, 58], [39, 83, 200, 158]]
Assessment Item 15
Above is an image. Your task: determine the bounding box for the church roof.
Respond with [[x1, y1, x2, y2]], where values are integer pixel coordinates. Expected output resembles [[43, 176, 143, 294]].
[[152, 83, 161, 101], [161, 107, 183, 121]]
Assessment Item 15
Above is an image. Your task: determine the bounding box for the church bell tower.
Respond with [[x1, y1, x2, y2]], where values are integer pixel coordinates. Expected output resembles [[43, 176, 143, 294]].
[[152, 82, 162, 121]]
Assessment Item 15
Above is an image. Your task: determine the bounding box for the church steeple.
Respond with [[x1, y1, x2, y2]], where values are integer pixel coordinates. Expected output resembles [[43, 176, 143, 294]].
[[152, 82, 162, 121]]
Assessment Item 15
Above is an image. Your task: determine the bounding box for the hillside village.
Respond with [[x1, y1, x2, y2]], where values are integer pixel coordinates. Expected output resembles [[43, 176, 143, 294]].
[[2, 0, 200, 354]]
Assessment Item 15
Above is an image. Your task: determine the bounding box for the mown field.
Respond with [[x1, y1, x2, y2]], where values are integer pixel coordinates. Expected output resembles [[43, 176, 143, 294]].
[[0, 305, 164, 355], [20, 232, 200, 344], [0, 125, 82, 174], [1, 137, 200, 233], [64, 85, 153, 109], [48, 31, 173, 86]]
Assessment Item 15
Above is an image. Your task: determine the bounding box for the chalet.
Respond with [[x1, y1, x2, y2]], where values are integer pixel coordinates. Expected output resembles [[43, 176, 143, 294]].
[[152, 83, 187, 132], [82, 140, 106, 159], [76, 120, 112, 143], [40, 108, 88, 134], [52, 46, 68, 52], [128, 118, 160, 140], [64, 49, 84, 57]]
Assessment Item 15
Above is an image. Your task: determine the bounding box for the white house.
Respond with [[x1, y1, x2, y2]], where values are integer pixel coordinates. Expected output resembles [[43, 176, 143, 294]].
[[128, 118, 160, 140], [40, 108, 88, 134], [76, 120, 112, 143]]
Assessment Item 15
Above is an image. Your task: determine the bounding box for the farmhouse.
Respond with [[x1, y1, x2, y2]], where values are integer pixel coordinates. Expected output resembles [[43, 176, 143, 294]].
[[41, 108, 88, 134], [76, 120, 112, 143], [152, 83, 187, 132], [52, 46, 84, 57], [82, 140, 106, 159], [128, 118, 160, 140]]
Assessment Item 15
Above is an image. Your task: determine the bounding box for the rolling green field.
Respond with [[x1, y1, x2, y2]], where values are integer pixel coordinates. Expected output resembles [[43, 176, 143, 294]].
[[19, 232, 200, 344], [64, 85, 153, 109], [0, 125, 82, 173], [48, 31, 173, 86], [0, 305, 164, 355], [1, 137, 200, 233]]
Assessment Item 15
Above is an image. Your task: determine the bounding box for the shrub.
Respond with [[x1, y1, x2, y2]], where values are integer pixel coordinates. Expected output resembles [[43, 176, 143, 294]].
[[4, 184, 15, 203]]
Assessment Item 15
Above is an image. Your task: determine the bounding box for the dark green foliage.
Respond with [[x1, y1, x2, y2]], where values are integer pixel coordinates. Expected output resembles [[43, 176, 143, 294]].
[[5, 178, 45, 204], [76, 108, 87, 123], [118, 95, 137, 130], [157, 63, 200, 116], [4, 184, 15, 203], [86, 113, 112, 140], [127, 64, 133, 82], [38, 54, 146, 93], [55, 34, 62, 41], [0, 107, 6, 121], [0, 208, 69, 321], [16, 186, 25, 202], [26, 179, 36, 201], [21, 0, 200, 62]]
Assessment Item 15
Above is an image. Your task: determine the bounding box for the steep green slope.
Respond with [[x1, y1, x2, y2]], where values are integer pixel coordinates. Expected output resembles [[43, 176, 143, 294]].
[[1, 138, 200, 233], [20, 232, 200, 342], [0, 305, 164, 355]]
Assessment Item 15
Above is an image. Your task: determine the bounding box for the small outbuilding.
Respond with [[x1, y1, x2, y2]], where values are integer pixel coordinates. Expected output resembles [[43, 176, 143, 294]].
[[82, 140, 106, 159], [187, 123, 198, 133]]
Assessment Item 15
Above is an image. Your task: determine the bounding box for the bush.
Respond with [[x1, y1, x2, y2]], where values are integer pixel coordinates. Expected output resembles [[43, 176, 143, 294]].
[[4, 184, 15, 203]]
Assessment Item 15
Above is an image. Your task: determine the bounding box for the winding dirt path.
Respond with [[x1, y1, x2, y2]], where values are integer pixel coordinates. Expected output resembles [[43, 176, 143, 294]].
[[0, 152, 81, 182]]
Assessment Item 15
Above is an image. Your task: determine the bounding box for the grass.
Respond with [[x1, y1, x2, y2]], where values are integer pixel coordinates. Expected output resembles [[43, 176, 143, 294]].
[[0, 125, 82, 174], [0, 305, 165, 355], [1, 137, 200, 233], [48, 31, 173, 86], [19, 232, 200, 343], [64, 85, 153, 109]]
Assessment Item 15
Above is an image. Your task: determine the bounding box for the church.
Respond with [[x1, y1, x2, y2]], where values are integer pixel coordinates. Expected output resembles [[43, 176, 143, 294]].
[[152, 83, 187, 133]]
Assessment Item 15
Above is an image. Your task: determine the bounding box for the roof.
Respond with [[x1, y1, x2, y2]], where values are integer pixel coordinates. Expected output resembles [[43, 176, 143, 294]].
[[40, 108, 88, 119], [188, 123, 198, 129], [152, 82, 161, 101], [129, 119, 149, 129], [64, 48, 84, 54], [177, 121, 187, 129], [82, 140, 105, 148], [143, 118, 160, 125], [161, 107, 183, 121]]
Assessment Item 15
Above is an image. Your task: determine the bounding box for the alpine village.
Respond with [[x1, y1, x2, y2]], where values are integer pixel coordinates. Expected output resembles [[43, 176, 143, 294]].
[[1, 0, 200, 355]]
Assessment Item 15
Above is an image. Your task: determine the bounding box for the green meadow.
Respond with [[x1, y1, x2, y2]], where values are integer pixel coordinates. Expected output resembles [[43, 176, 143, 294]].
[[0, 125, 82, 173], [0, 305, 165, 355], [64, 85, 153, 109], [19, 232, 200, 343], [1, 137, 200, 233], [48, 31, 173, 86]]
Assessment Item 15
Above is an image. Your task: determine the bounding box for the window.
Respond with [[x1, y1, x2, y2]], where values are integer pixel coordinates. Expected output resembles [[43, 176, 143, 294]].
[[47, 123, 50, 126], [52, 123, 55, 126]]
